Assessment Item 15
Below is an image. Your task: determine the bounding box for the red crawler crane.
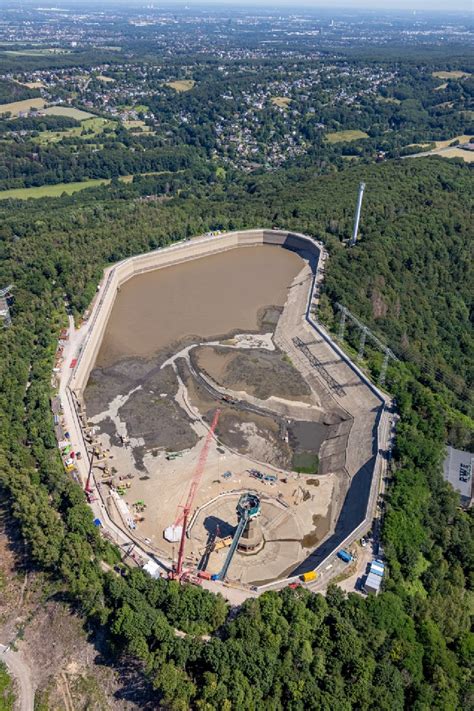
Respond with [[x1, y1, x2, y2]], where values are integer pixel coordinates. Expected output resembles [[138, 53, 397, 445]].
[[173, 409, 221, 579]]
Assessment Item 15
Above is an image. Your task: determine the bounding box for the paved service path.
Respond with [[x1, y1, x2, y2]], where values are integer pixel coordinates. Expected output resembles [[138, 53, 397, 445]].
[[0, 644, 35, 711]]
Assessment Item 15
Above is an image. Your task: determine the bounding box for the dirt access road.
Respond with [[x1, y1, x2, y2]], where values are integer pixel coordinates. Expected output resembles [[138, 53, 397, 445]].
[[0, 644, 35, 711]]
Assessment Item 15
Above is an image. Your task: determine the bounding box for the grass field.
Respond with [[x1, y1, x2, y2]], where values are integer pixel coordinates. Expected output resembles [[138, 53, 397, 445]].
[[96, 75, 114, 83], [0, 171, 177, 199], [123, 119, 151, 132], [165, 80, 195, 92], [42, 106, 96, 120], [432, 70, 471, 80], [0, 97, 45, 116], [0, 179, 109, 200], [325, 129, 369, 144], [434, 83, 448, 91], [34, 117, 116, 145], [271, 96, 291, 108], [377, 95, 401, 104]]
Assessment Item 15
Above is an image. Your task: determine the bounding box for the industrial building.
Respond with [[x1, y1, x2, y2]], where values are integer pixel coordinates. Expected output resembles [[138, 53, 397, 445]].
[[443, 446, 473, 508]]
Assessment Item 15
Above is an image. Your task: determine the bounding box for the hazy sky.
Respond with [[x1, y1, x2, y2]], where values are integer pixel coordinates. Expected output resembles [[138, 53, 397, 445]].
[[176, 0, 472, 10]]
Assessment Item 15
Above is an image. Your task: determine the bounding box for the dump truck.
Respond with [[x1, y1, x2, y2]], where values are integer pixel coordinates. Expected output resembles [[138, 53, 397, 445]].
[[214, 536, 233, 551], [300, 571, 318, 583], [337, 549, 353, 563]]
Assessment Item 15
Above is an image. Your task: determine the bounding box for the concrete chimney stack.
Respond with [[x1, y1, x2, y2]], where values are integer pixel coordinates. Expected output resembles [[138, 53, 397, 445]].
[[350, 182, 365, 246]]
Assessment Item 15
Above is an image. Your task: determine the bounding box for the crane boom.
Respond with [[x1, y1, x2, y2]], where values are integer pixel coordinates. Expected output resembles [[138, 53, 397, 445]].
[[174, 409, 220, 577]]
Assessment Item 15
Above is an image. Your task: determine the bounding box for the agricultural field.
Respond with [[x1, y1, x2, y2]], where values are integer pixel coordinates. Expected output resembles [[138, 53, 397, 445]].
[[271, 96, 291, 108], [3, 47, 71, 56], [432, 70, 471, 79], [165, 79, 195, 92], [408, 146, 474, 163], [325, 129, 369, 143], [0, 97, 45, 116], [0, 179, 109, 200], [433, 134, 473, 149], [42, 106, 97, 120]]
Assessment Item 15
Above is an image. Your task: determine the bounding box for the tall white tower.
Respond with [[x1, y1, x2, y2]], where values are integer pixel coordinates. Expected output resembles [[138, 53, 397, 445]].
[[350, 182, 365, 247]]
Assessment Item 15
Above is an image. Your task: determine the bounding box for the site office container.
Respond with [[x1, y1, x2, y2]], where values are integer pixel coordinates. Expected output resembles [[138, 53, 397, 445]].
[[370, 561, 385, 577], [300, 571, 318, 583], [364, 571, 382, 594]]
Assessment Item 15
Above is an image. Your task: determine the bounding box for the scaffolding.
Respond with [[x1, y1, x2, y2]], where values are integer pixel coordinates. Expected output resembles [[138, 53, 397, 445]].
[[335, 303, 398, 385]]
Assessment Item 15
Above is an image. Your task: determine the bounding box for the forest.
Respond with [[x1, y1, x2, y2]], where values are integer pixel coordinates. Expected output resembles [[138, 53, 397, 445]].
[[0, 156, 472, 708]]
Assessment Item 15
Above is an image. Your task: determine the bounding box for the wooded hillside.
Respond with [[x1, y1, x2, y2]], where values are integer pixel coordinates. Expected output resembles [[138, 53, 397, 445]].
[[0, 157, 472, 709]]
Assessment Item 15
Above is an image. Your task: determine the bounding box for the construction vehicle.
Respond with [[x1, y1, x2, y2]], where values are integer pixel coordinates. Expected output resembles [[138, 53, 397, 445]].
[[300, 571, 318, 583], [166, 451, 184, 461], [221, 395, 236, 404], [168, 409, 221, 580], [214, 536, 232, 551], [212, 493, 261, 581]]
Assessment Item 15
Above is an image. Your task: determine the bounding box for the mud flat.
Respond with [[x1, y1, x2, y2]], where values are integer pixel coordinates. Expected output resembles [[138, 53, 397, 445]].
[[194, 345, 312, 403]]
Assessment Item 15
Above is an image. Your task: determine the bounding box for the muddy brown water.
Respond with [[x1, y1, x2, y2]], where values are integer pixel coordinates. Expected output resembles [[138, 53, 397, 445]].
[[97, 246, 304, 367]]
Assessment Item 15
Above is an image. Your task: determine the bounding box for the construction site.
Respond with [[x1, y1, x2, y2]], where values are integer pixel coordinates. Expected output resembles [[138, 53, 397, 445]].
[[59, 229, 388, 591]]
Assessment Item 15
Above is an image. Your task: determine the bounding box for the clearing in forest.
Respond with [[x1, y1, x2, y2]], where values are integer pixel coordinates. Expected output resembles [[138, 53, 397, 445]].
[[325, 129, 369, 144], [271, 96, 291, 108], [0, 179, 109, 201], [34, 117, 116, 144], [165, 79, 195, 92], [432, 70, 471, 79]]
